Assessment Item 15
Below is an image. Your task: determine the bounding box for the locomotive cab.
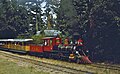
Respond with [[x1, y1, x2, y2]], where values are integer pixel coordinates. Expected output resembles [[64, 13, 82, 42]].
[[42, 37, 62, 51]]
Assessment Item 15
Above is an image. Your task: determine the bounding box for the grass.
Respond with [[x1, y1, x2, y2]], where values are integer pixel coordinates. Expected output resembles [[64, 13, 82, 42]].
[[0, 51, 120, 74], [0, 58, 49, 74]]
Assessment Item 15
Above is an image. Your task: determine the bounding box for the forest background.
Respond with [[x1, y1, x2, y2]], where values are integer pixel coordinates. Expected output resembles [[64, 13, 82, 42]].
[[0, 0, 120, 63]]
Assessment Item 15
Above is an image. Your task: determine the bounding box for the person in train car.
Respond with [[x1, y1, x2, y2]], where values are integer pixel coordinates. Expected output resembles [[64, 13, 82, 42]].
[[64, 38, 69, 46], [77, 38, 83, 46], [44, 40, 48, 46], [76, 38, 89, 56], [75, 38, 84, 51]]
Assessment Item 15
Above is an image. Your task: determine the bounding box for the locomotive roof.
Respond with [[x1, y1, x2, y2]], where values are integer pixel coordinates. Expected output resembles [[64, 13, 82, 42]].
[[0, 39, 33, 42], [42, 37, 55, 40]]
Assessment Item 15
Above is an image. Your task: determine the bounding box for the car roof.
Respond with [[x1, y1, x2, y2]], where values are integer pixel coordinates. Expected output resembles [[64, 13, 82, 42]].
[[0, 39, 33, 42], [42, 37, 55, 40]]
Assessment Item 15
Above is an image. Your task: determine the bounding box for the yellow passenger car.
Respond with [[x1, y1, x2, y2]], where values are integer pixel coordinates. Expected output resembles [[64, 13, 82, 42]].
[[0, 39, 33, 53]]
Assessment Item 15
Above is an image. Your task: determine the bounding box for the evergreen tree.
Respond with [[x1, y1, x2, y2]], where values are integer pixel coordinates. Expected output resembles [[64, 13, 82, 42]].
[[57, 0, 77, 37], [0, 0, 30, 38], [17, 0, 44, 35]]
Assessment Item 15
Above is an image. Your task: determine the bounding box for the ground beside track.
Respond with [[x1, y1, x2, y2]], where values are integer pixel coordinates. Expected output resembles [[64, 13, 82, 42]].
[[0, 55, 49, 74], [0, 50, 120, 74], [0, 51, 93, 74]]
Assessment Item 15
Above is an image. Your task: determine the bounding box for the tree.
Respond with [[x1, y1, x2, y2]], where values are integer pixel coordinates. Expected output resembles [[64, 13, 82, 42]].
[[0, 0, 30, 38], [71, 0, 120, 63], [90, 0, 120, 62], [18, 0, 44, 35], [56, 0, 78, 38]]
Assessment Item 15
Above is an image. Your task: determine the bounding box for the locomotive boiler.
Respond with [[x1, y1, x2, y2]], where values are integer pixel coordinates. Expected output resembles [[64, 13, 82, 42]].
[[0, 36, 92, 64]]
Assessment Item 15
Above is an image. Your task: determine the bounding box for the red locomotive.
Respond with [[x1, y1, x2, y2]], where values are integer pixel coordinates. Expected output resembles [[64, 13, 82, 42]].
[[0, 36, 92, 64]]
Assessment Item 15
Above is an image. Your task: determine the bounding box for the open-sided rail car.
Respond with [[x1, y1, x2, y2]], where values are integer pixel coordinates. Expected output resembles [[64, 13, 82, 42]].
[[0, 37, 92, 64], [0, 39, 33, 54]]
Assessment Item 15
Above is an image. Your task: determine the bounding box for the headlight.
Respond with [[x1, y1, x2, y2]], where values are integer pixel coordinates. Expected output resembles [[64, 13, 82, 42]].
[[73, 46, 76, 50], [76, 51, 79, 54], [86, 50, 89, 53]]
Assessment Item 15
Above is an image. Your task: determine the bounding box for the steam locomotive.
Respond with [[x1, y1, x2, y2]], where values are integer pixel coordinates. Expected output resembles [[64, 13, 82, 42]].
[[0, 36, 92, 64]]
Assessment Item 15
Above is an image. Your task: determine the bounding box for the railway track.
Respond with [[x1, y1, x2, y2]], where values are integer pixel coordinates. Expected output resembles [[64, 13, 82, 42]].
[[0, 50, 120, 74], [0, 51, 94, 74], [91, 63, 120, 71]]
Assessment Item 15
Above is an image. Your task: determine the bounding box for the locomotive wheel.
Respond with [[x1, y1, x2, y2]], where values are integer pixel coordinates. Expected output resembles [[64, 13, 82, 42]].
[[76, 58, 81, 64], [68, 59, 72, 62]]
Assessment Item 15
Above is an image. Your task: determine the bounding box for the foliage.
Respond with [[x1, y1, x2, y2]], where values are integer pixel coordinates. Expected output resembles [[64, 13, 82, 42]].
[[90, 0, 120, 62], [19, 0, 44, 35], [56, 0, 77, 36], [0, 0, 120, 63], [73, 0, 120, 62], [0, 0, 29, 38], [31, 34, 45, 44], [72, 0, 120, 63]]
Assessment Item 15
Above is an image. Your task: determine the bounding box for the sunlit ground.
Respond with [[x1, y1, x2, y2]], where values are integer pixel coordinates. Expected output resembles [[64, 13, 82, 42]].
[[0, 58, 49, 74]]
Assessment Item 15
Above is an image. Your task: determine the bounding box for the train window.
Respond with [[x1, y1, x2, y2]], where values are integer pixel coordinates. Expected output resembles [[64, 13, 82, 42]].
[[50, 39, 52, 45], [56, 39, 60, 43], [44, 40, 48, 46], [44, 40, 50, 46], [64, 39, 68, 45]]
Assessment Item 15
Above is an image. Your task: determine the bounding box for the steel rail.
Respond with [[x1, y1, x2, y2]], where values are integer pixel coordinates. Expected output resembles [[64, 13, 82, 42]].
[[90, 63, 120, 71], [0, 51, 94, 74]]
